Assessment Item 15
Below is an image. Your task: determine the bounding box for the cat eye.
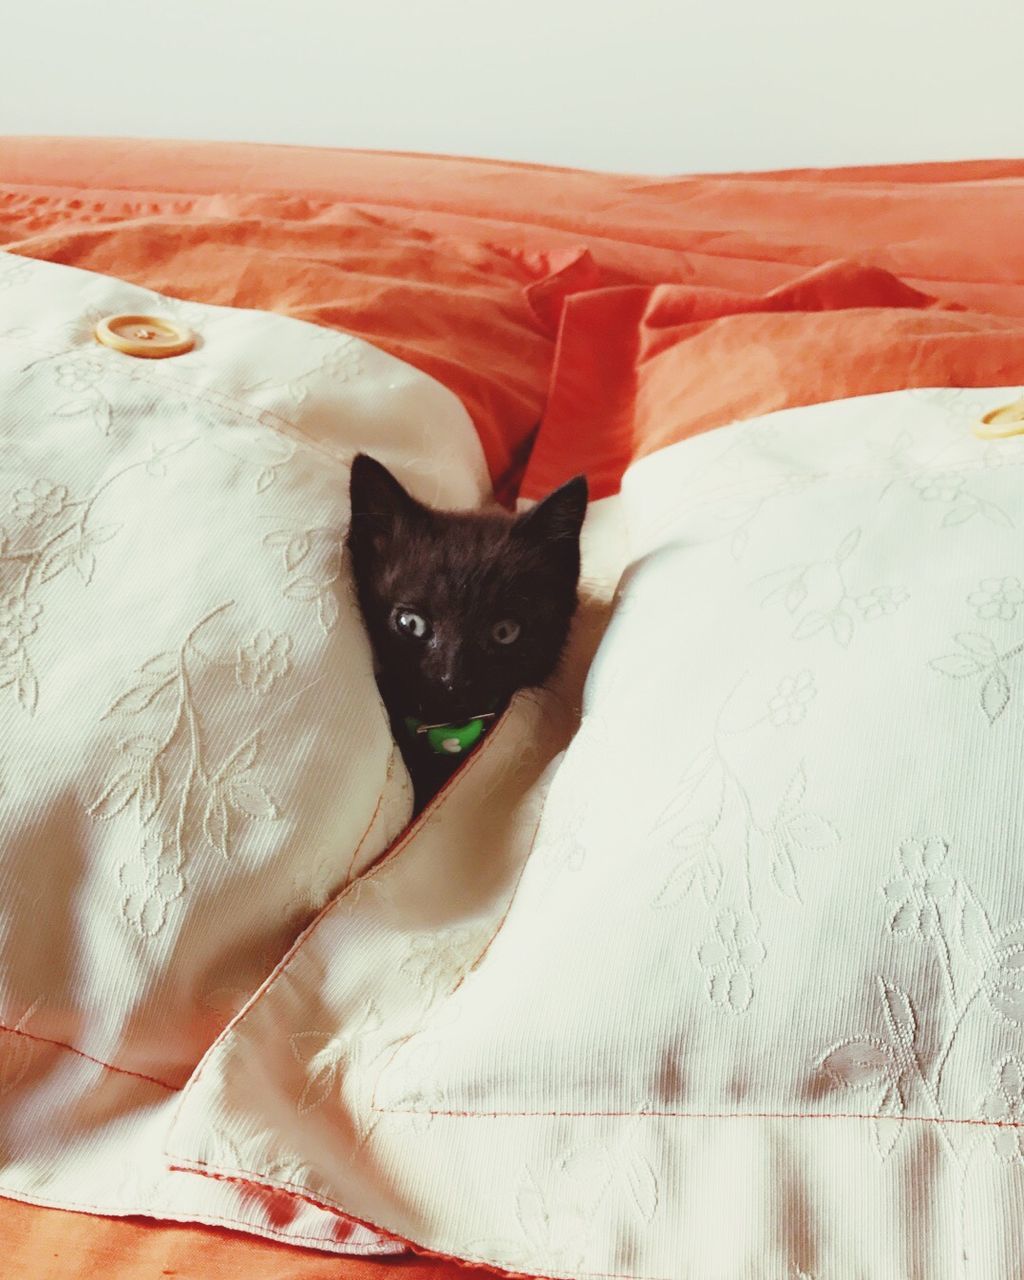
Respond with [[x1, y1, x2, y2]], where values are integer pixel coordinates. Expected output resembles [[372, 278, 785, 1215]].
[[491, 618, 521, 646], [392, 607, 430, 640]]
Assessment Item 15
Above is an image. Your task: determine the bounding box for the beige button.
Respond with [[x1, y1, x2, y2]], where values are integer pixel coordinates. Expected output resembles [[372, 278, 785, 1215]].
[[974, 397, 1024, 439], [94, 314, 194, 359]]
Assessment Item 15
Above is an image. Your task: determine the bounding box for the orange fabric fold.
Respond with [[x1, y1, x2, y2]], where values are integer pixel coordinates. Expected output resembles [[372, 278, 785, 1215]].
[[0, 1196, 502, 1280], [523, 262, 1024, 501]]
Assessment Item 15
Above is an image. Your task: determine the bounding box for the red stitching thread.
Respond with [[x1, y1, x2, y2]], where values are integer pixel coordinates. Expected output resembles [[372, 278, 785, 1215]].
[[370, 1103, 1024, 1127], [0, 1022, 178, 1092]]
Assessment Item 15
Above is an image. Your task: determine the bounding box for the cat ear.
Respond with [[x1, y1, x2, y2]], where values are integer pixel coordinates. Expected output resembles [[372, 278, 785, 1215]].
[[348, 453, 423, 527], [516, 474, 588, 545]]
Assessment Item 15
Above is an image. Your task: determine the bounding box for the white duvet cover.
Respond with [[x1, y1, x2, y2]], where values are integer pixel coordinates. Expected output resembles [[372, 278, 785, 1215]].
[[170, 376, 1024, 1279], [6, 250, 1024, 1279], [0, 251, 490, 1253]]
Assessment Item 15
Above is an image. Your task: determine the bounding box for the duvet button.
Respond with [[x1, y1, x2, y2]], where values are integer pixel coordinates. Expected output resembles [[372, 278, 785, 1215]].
[[974, 397, 1024, 439], [94, 314, 194, 359]]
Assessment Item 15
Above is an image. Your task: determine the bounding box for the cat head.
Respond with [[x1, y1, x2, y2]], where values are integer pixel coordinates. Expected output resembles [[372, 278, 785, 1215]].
[[347, 454, 587, 725]]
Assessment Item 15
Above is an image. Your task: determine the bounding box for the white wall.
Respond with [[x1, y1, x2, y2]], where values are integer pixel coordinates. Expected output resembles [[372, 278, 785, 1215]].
[[3, 0, 1022, 174]]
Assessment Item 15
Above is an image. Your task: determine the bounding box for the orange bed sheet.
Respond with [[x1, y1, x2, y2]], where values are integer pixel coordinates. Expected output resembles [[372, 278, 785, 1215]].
[[5, 139, 1024, 500], [2, 136, 1024, 1279]]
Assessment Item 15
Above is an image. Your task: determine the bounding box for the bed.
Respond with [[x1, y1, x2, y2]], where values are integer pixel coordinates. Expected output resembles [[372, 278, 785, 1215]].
[[3, 136, 1024, 1279]]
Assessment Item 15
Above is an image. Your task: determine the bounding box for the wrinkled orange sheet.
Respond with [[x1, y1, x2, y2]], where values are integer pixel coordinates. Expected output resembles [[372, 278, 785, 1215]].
[[4, 139, 1024, 499], [0, 1196, 501, 1280], [524, 260, 1024, 501], [2, 136, 1023, 1280]]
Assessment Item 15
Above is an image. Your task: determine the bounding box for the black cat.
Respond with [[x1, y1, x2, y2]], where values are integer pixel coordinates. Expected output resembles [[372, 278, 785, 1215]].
[[347, 454, 587, 810]]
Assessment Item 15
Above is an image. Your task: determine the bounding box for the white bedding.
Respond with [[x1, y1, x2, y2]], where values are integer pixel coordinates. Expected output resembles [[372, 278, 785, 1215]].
[[7, 249, 1024, 1278], [169, 383, 1024, 1279], [0, 251, 489, 1252]]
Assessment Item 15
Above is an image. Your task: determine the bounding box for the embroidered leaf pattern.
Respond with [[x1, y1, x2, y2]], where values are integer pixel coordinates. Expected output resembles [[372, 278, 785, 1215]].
[[818, 975, 918, 1161], [38, 543, 78, 584], [756, 526, 906, 648], [784, 813, 838, 847], [203, 791, 230, 859], [652, 746, 718, 833], [654, 826, 714, 908], [872, 1087, 906, 1160], [104, 671, 176, 719], [140, 652, 178, 679], [820, 1038, 893, 1090], [317, 590, 339, 633], [0, 464, 149, 714], [958, 895, 993, 970], [981, 669, 1011, 723], [283, 576, 321, 601], [931, 653, 984, 678], [957, 632, 999, 659], [52, 399, 93, 418], [264, 524, 343, 634], [764, 765, 840, 903], [219, 735, 260, 778], [289, 1031, 339, 1114], [145, 437, 196, 478], [831, 608, 855, 648], [835, 527, 862, 563], [228, 778, 278, 821], [53, 387, 112, 435], [784, 581, 808, 614], [814, 826, 1024, 1169], [89, 772, 140, 822], [791, 610, 830, 640], [514, 1168, 549, 1246], [653, 678, 842, 1010], [621, 1151, 658, 1224], [285, 532, 311, 572], [87, 605, 289, 931], [655, 855, 698, 909], [880, 979, 917, 1050], [931, 631, 1022, 725], [138, 765, 162, 824], [987, 942, 1024, 1024], [288, 1002, 381, 1115], [942, 506, 974, 528]]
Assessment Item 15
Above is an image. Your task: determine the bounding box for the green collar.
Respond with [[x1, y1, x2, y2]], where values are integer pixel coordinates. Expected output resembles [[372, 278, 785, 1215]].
[[404, 715, 489, 757]]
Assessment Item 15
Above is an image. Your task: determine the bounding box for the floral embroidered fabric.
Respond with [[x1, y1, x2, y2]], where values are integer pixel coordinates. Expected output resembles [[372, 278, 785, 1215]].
[[0, 251, 490, 1254], [169, 384, 1024, 1278]]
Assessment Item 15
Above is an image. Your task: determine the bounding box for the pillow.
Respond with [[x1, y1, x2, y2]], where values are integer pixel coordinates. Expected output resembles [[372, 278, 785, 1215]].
[[0, 249, 490, 1254], [0, 177, 593, 498], [167, 296, 1024, 1277]]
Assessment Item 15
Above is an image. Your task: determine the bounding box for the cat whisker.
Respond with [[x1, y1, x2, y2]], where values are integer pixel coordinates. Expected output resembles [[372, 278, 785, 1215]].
[[413, 712, 498, 733]]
